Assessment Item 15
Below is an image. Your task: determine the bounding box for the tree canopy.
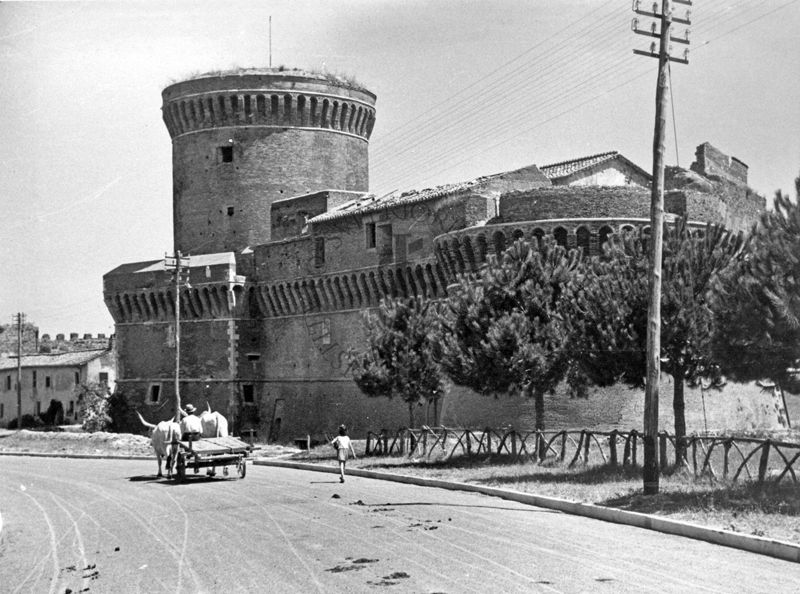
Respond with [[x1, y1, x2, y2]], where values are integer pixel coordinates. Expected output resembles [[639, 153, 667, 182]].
[[436, 238, 580, 442], [712, 175, 800, 393], [347, 297, 445, 427]]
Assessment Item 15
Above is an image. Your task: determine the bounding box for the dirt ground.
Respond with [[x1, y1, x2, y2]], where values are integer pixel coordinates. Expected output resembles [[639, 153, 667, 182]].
[[0, 428, 299, 458]]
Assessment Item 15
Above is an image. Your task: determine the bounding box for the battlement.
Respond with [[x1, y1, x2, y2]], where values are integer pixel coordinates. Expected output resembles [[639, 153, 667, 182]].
[[690, 142, 748, 186], [161, 70, 377, 141]]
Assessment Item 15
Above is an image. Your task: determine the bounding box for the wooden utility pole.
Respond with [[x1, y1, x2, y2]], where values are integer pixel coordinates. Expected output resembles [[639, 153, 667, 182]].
[[632, 0, 691, 494], [14, 312, 25, 430], [165, 252, 190, 422]]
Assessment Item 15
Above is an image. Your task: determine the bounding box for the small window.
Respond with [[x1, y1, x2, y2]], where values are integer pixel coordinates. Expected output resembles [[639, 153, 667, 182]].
[[365, 222, 376, 249], [219, 145, 233, 163], [45, 376, 51, 388], [68, 401, 74, 415], [99, 372, 108, 385], [5, 375, 10, 390], [148, 384, 161, 403], [35, 401, 41, 416], [242, 384, 255, 404], [74, 371, 80, 385], [247, 353, 261, 362], [378, 223, 393, 260], [227, 206, 235, 216], [32, 370, 37, 388], [314, 237, 325, 267], [0, 403, 4, 418]]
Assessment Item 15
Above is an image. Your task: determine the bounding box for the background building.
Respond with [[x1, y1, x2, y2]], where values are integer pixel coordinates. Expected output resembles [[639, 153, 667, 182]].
[[0, 347, 115, 427]]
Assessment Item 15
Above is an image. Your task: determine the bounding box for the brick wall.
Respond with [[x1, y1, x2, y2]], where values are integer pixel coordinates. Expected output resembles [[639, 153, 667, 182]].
[[173, 128, 369, 254]]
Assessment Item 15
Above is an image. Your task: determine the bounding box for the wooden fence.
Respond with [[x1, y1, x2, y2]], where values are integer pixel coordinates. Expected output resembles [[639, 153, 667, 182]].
[[364, 426, 800, 484]]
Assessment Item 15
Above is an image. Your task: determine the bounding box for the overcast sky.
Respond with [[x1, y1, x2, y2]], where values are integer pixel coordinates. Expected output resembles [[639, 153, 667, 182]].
[[1, 0, 798, 337]]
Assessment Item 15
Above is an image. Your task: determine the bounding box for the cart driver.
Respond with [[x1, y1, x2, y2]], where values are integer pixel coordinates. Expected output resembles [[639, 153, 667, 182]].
[[180, 403, 203, 441]]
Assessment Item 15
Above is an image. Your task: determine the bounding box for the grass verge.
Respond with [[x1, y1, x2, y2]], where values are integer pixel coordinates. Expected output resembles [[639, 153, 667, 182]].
[[294, 443, 800, 545]]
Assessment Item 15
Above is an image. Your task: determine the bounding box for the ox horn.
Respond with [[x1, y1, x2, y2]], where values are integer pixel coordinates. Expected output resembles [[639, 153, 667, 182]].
[[136, 410, 156, 429], [207, 401, 212, 413]]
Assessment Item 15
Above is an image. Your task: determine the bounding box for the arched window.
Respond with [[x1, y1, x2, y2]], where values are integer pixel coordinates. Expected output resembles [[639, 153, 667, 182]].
[[576, 226, 591, 254], [554, 226, 568, 247], [492, 231, 506, 256], [599, 225, 613, 252], [532, 228, 545, 247]]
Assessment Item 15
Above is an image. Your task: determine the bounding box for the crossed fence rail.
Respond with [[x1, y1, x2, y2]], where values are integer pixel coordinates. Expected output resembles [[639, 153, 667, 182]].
[[364, 426, 800, 484]]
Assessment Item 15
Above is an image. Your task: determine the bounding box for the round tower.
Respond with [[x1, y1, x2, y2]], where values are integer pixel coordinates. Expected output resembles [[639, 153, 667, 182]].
[[161, 68, 377, 255]]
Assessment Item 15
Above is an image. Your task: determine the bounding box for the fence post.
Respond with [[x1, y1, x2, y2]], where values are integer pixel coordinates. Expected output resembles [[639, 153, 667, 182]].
[[623, 432, 631, 466], [631, 430, 638, 466], [466, 431, 472, 456], [758, 440, 771, 483], [610, 430, 618, 466], [692, 439, 698, 476], [723, 439, 731, 479], [383, 430, 389, 454], [583, 431, 591, 464], [365, 432, 372, 456], [485, 428, 491, 455], [560, 432, 567, 462], [659, 432, 668, 470], [422, 431, 428, 457], [511, 431, 518, 457]]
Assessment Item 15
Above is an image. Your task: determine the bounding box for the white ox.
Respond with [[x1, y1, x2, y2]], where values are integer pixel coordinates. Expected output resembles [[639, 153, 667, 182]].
[[199, 402, 229, 438], [136, 411, 180, 478]]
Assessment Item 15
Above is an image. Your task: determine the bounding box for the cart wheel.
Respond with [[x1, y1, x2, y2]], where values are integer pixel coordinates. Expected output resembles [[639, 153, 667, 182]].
[[237, 458, 246, 479], [176, 454, 186, 482]]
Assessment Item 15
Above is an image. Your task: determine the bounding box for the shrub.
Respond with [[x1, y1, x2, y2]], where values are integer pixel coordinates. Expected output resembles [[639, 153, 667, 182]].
[[7, 414, 44, 430], [76, 383, 112, 432]]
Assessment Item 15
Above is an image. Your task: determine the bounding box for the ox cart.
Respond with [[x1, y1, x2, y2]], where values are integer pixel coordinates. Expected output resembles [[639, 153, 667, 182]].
[[175, 435, 251, 481]]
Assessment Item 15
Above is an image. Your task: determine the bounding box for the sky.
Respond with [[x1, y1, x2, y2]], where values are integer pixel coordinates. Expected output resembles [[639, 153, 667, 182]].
[[1, 0, 798, 337]]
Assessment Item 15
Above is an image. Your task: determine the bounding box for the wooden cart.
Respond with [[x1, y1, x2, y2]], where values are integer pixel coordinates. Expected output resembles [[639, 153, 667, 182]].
[[175, 435, 251, 481]]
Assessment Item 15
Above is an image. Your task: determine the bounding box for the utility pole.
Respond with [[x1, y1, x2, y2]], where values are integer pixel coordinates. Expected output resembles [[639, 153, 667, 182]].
[[632, 0, 691, 495], [13, 313, 25, 430], [165, 252, 190, 422]]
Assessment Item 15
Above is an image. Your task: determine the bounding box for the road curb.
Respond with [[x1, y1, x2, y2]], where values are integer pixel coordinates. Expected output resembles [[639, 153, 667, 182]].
[[254, 458, 800, 564]]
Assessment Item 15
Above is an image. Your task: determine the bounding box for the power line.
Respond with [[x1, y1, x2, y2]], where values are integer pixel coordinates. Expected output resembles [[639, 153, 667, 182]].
[[370, 0, 792, 194]]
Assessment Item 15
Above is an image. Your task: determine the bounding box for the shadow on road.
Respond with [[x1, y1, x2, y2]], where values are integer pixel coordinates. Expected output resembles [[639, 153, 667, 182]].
[[128, 475, 160, 482]]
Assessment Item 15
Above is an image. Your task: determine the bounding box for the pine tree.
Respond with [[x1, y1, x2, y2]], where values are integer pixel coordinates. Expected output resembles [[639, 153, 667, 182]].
[[436, 238, 579, 457], [347, 297, 445, 428], [569, 221, 743, 464], [712, 174, 800, 399]]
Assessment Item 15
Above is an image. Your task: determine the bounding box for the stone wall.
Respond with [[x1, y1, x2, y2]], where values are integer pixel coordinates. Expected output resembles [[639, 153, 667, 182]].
[[499, 186, 652, 222], [691, 142, 748, 185]]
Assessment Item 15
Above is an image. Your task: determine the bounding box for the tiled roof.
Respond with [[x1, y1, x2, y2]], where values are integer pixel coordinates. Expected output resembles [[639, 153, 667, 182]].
[[540, 151, 621, 180], [309, 175, 500, 224], [105, 252, 236, 276], [0, 349, 109, 371]]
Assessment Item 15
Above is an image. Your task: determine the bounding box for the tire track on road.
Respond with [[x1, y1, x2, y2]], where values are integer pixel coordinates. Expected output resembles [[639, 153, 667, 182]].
[[49, 492, 92, 594], [12, 487, 59, 594]]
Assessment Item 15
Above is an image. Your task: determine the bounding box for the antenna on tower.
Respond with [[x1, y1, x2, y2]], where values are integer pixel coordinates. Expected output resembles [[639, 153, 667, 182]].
[[269, 16, 272, 68]]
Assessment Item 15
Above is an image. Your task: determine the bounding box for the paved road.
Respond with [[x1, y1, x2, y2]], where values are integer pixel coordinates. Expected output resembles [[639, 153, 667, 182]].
[[1, 456, 798, 593]]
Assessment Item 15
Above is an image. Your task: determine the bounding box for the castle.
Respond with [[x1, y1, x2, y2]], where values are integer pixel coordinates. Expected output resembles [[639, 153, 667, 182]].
[[104, 67, 782, 440]]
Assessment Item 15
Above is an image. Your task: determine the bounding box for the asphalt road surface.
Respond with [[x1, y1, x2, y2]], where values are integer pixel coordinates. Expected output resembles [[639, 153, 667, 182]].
[[1, 456, 799, 593]]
